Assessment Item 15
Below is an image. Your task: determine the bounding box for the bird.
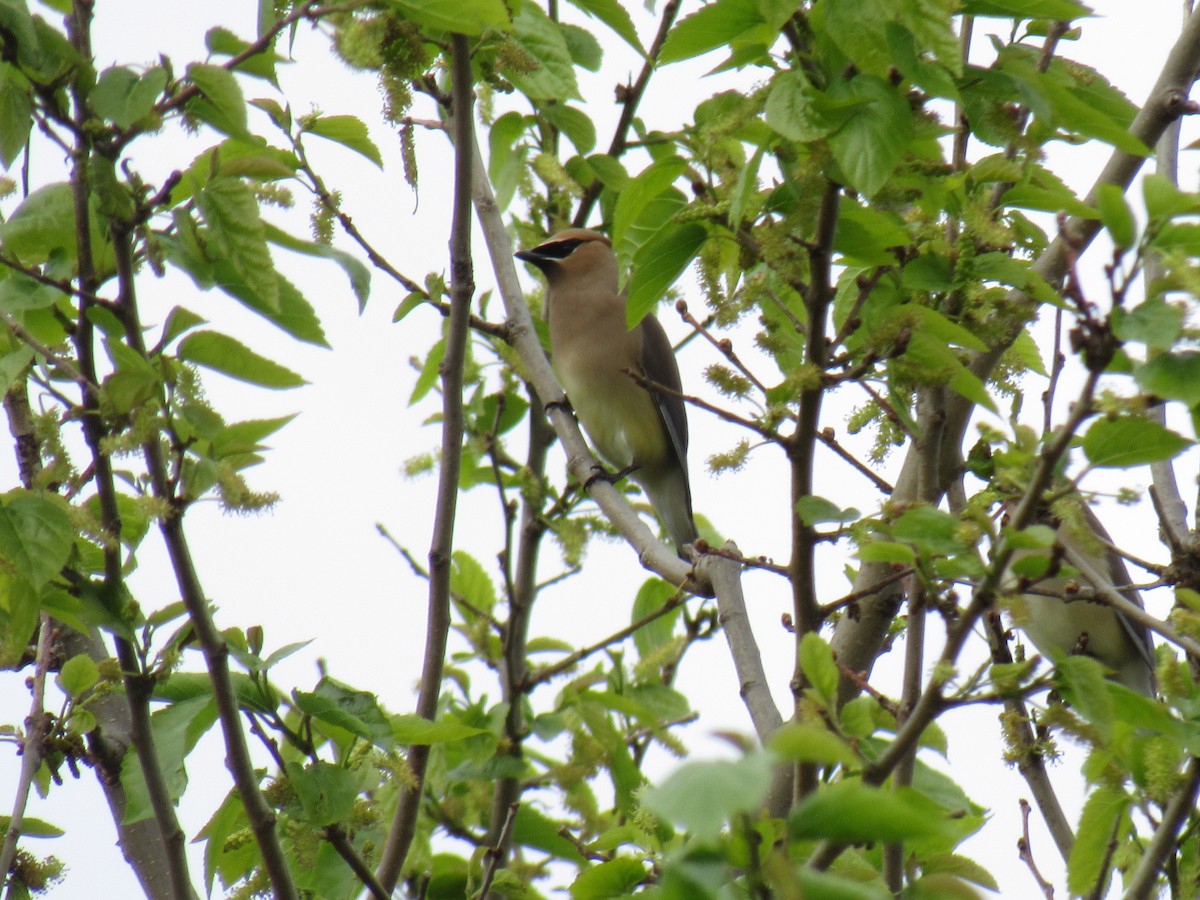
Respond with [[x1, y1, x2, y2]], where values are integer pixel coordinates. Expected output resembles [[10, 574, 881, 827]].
[[1006, 501, 1156, 697], [515, 228, 698, 555]]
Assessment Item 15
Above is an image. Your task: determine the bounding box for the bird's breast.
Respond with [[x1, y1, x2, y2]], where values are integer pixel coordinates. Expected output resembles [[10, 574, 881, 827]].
[[555, 350, 668, 471]]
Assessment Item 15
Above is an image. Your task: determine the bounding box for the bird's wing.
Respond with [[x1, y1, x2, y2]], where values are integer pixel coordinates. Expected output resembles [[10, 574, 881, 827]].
[[1077, 504, 1158, 674], [638, 314, 691, 477]]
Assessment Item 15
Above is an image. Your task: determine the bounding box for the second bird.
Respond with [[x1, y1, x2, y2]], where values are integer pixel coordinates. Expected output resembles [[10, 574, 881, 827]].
[[515, 229, 698, 555]]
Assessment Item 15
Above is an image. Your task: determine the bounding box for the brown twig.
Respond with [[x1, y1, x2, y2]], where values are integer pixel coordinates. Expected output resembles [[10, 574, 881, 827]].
[[478, 803, 520, 897], [572, 0, 683, 226], [1017, 799, 1057, 899], [0, 615, 54, 881], [525, 593, 687, 688], [376, 34, 475, 892]]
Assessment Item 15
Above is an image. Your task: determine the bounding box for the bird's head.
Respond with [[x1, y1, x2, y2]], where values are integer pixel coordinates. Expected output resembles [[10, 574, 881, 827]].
[[515, 229, 616, 285]]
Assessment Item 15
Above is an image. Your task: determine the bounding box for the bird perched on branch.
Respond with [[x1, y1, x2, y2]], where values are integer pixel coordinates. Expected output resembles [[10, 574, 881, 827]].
[[515, 228, 698, 555], [1006, 501, 1156, 697]]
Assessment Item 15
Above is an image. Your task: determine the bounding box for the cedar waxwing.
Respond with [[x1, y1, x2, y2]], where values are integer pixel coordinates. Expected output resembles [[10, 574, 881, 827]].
[[515, 229, 698, 555], [1007, 503, 1156, 696]]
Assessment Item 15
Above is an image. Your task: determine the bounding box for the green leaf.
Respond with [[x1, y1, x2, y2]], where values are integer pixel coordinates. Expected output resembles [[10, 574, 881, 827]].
[[68, 710, 96, 736], [506, 4, 580, 100], [658, 0, 774, 65], [0, 182, 113, 271], [963, 0, 1092, 18], [390, 713, 486, 744], [0, 0, 39, 70], [264, 223, 370, 312], [1136, 351, 1200, 407], [999, 184, 1097, 220], [178, 331, 305, 389], [825, 0, 894, 74], [185, 63, 249, 139], [287, 760, 358, 827], [765, 70, 856, 142], [901, 0, 962, 76], [948, 367, 999, 415], [195, 178, 277, 312], [1067, 785, 1129, 896], [1009, 328, 1048, 376], [1143, 173, 1200, 221], [640, 753, 773, 841], [294, 677, 394, 749], [631, 579, 680, 659], [167, 239, 327, 347], [90, 66, 167, 129], [212, 415, 296, 458], [56, 653, 99, 698], [570, 858, 647, 898], [560, 22, 603, 71], [1113, 299, 1183, 350], [835, 201, 909, 265], [1056, 655, 1113, 738], [968, 252, 1063, 307], [302, 114, 383, 168], [1095, 183, 1136, 249], [1082, 416, 1192, 468], [790, 780, 958, 843], [389, 0, 511, 35], [0, 492, 72, 589], [488, 112, 528, 212], [205, 26, 282, 84], [1043, 79, 1147, 156], [799, 632, 839, 710], [567, 0, 643, 54], [828, 75, 913, 198], [0, 816, 63, 839], [891, 506, 962, 555], [612, 157, 687, 257], [541, 103, 596, 155], [795, 495, 860, 526], [409, 336, 446, 404], [121, 696, 219, 824], [857, 540, 916, 565], [0, 65, 32, 168], [769, 722, 860, 765], [728, 144, 764, 227], [626, 222, 706, 327], [450, 550, 497, 615], [514, 805, 587, 863], [156, 306, 207, 352]]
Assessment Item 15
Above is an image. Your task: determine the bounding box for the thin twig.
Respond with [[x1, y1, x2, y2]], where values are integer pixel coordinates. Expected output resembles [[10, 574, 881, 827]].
[[572, 0, 683, 226], [478, 803, 520, 898], [1017, 799, 1057, 899], [0, 615, 54, 882], [324, 825, 390, 900], [525, 593, 687, 688]]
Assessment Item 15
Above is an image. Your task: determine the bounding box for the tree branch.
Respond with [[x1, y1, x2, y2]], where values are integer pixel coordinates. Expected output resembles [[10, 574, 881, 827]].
[[376, 32, 476, 892]]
